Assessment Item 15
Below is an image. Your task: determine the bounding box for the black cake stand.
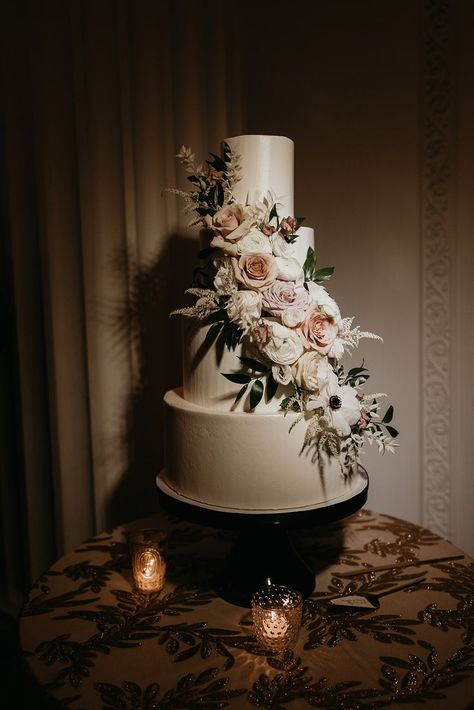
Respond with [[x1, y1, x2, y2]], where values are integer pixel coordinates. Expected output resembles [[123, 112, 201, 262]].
[[156, 470, 368, 608]]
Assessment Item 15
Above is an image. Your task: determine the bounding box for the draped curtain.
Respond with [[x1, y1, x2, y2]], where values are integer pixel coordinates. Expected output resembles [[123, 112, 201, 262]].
[[0, 0, 242, 608]]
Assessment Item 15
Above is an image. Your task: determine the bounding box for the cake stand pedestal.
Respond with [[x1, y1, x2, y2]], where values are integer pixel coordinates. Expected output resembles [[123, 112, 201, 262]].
[[156, 471, 368, 608]]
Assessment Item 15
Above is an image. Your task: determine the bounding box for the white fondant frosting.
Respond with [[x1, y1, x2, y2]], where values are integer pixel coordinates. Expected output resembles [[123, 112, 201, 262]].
[[225, 135, 294, 217], [163, 389, 363, 511], [182, 319, 290, 413]]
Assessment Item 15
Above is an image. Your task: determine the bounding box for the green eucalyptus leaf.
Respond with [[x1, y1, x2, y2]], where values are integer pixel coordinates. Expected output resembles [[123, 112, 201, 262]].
[[268, 204, 279, 226], [266, 374, 279, 402], [385, 425, 399, 438], [249, 379, 264, 410], [216, 182, 224, 206], [234, 384, 248, 405], [313, 266, 335, 281], [382, 405, 394, 423], [348, 366, 368, 377], [303, 247, 316, 279], [238, 356, 267, 373], [222, 373, 251, 384], [207, 153, 227, 172]]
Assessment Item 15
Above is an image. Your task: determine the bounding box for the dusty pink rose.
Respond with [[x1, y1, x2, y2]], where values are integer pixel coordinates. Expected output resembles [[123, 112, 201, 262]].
[[209, 204, 250, 242], [233, 253, 278, 291], [262, 224, 276, 236], [299, 306, 339, 354], [261, 280, 309, 316], [279, 216, 297, 236], [249, 321, 272, 347]]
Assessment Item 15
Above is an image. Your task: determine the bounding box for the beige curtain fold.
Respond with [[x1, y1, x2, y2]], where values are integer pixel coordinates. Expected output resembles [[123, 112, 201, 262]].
[[1, 0, 242, 601]]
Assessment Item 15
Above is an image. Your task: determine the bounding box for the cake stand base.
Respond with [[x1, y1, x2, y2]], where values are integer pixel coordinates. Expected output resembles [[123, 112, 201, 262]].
[[156, 471, 368, 607]]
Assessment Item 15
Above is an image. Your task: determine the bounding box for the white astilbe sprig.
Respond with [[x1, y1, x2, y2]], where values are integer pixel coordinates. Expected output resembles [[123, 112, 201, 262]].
[[162, 187, 198, 216], [339, 317, 383, 351], [362, 393, 387, 417], [170, 288, 221, 319]]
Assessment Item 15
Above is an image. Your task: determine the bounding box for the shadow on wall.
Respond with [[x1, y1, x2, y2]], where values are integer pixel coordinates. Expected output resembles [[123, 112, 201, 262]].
[[105, 234, 197, 528]]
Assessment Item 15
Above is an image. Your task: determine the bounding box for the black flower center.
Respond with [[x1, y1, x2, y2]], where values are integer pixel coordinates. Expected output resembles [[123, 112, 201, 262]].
[[329, 395, 342, 410]]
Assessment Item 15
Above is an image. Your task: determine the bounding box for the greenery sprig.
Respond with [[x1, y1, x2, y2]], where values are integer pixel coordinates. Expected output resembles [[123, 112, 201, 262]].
[[303, 247, 334, 283], [223, 357, 279, 410]]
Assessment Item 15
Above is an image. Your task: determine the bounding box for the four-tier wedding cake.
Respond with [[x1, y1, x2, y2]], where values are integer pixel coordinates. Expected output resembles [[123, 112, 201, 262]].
[[157, 135, 397, 512]]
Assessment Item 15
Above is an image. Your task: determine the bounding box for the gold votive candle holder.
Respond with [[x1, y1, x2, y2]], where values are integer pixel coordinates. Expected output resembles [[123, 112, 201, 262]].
[[129, 529, 166, 593], [252, 584, 303, 652]]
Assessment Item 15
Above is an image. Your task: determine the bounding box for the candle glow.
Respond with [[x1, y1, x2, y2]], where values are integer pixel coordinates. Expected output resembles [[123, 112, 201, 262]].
[[130, 530, 166, 593], [252, 584, 303, 652]]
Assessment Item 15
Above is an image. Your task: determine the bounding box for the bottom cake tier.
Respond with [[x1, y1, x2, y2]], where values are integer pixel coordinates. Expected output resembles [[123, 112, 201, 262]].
[[162, 388, 367, 512]]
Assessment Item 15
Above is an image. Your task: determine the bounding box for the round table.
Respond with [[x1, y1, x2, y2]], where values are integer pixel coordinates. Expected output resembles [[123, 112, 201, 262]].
[[20, 508, 474, 709]]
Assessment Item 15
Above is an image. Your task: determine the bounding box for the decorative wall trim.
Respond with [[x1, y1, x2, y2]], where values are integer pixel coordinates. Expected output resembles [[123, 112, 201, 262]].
[[421, 0, 456, 537]]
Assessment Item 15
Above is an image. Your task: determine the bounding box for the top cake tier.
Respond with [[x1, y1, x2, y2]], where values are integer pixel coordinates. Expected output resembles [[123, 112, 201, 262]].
[[224, 135, 294, 217]]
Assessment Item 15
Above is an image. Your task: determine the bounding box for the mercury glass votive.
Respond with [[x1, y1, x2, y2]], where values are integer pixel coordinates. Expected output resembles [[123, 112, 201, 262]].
[[252, 584, 303, 652], [129, 529, 166, 593]]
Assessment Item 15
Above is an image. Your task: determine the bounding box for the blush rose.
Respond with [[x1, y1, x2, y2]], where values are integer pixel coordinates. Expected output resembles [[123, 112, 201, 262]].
[[233, 253, 278, 291], [209, 203, 252, 246], [299, 306, 339, 354]]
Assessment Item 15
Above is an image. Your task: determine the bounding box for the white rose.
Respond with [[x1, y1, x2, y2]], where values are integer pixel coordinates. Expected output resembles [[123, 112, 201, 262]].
[[281, 307, 307, 328], [213, 257, 238, 294], [292, 351, 334, 393], [237, 228, 272, 255], [272, 363, 292, 385], [226, 290, 262, 331], [270, 232, 294, 257], [306, 282, 341, 321], [275, 256, 304, 283], [262, 320, 304, 366]]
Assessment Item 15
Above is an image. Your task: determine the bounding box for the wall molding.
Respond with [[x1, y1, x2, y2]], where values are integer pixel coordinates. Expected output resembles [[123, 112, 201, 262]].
[[421, 0, 456, 538]]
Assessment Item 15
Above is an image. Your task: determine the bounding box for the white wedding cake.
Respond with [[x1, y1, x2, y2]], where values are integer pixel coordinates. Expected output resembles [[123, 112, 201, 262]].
[[158, 135, 397, 512]]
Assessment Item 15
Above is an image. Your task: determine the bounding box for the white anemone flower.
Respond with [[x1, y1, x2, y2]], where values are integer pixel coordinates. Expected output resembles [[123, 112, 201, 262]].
[[308, 374, 361, 436]]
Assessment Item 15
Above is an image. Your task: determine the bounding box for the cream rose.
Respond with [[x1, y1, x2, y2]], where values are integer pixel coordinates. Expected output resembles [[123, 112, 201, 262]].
[[281, 308, 306, 328], [272, 363, 292, 385], [299, 306, 339, 354], [270, 231, 294, 257], [262, 321, 304, 366], [233, 253, 278, 291], [261, 281, 309, 316], [292, 351, 333, 393], [275, 256, 304, 283], [237, 228, 272, 255], [226, 290, 262, 332]]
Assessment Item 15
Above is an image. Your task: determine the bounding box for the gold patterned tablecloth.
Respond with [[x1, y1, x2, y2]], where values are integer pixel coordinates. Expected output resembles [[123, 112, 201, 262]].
[[20, 509, 474, 709]]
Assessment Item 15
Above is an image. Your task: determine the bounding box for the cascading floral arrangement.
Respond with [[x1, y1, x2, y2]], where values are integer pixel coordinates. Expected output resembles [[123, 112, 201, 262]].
[[168, 142, 398, 469]]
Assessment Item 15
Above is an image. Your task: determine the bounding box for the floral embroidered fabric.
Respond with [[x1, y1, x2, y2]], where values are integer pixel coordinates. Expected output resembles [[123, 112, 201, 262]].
[[20, 509, 474, 708]]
